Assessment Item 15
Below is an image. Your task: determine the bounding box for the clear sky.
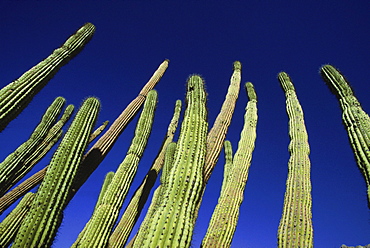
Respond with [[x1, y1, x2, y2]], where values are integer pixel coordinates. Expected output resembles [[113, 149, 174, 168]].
[[0, 1, 369, 247]]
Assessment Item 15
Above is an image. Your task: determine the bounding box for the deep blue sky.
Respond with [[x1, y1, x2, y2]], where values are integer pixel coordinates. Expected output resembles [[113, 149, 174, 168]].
[[0, 1, 369, 247]]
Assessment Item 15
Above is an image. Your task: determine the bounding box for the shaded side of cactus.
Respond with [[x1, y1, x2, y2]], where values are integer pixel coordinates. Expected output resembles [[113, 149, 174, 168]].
[[69, 59, 169, 201], [133, 75, 208, 248], [321, 65, 370, 207], [277, 72, 313, 248], [0, 193, 35, 247], [202, 82, 258, 248], [0, 23, 95, 131], [74, 90, 157, 248], [108, 100, 181, 248], [12, 97, 100, 248], [0, 97, 66, 196]]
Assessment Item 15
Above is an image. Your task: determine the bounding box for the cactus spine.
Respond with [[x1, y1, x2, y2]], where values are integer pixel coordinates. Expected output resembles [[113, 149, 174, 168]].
[[277, 72, 313, 248], [108, 100, 181, 248], [133, 75, 208, 248], [321, 65, 370, 207], [0, 23, 95, 131], [202, 82, 258, 247], [11, 97, 100, 248], [73, 90, 157, 247]]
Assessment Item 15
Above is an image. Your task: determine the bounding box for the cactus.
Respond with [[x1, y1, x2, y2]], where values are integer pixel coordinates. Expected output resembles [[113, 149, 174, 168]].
[[0, 192, 35, 247], [108, 100, 181, 248], [73, 90, 157, 247], [277, 72, 313, 248], [132, 75, 208, 248], [321, 65, 370, 207], [0, 23, 95, 131], [68, 59, 169, 202], [11, 97, 100, 248], [0, 97, 68, 196], [202, 82, 258, 248]]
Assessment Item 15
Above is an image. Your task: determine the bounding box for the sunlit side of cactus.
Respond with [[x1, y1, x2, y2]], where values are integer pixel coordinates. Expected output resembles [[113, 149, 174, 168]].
[[11, 97, 100, 248], [133, 75, 208, 248], [202, 82, 258, 248], [277, 72, 313, 248], [321, 65, 370, 207]]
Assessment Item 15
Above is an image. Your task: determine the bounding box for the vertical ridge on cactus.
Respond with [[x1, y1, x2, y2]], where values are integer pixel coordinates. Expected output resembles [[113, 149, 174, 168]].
[[133, 75, 208, 248], [73, 90, 157, 248], [202, 82, 258, 248], [277, 72, 313, 248], [321, 65, 370, 207], [11, 97, 100, 248], [108, 100, 181, 248], [0, 23, 95, 131]]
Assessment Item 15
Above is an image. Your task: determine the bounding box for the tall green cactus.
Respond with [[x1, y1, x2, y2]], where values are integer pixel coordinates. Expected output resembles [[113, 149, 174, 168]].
[[133, 75, 208, 248], [108, 100, 181, 248], [0, 23, 95, 131], [202, 82, 258, 248], [321, 65, 370, 207], [11, 97, 100, 248], [0, 97, 67, 196], [73, 90, 157, 248], [277, 72, 313, 248]]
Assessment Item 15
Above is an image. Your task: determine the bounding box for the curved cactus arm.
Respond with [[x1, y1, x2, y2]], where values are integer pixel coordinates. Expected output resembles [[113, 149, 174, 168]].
[[69, 59, 169, 201], [0, 97, 66, 196], [88, 120, 109, 143], [11, 97, 100, 248], [0, 23, 95, 131], [133, 75, 208, 248], [321, 65, 370, 207], [0, 192, 35, 248], [202, 82, 258, 248], [277, 72, 313, 248], [108, 100, 181, 248], [73, 90, 157, 248]]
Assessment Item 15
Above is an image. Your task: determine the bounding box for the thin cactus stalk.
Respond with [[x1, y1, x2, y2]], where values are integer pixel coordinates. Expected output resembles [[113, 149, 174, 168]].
[[133, 75, 208, 248], [0, 23, 95, 131], [277, 72, 313, 248], [108, 100, 181, 248], [68, 59, 169, 201], [11, 97, 100, 248], [73, 90, 157, 248], [321, 65, 370, 207], [88, 120, 109, 143], [0, 118, 107, 215], [202, 82, 258, 248], [0, 97, 66, 196], [0, 192, 35, 248]]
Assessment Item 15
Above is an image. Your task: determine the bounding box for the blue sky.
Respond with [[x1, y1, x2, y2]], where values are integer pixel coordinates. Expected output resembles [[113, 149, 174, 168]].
[[0, 1, 369, 247]]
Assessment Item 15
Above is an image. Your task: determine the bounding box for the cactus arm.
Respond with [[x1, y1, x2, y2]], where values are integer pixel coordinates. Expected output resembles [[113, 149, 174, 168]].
[[68, 60, 169, 201], [133, 75, 208, 248], [277, 72, 313, 248], [321, 65, 370, 207], [0, 97, 66, 196], [74, 90, 157, 248], [11, 97, 100, 248], [94, 171, 115, 211], [0, 192, 35, 247], [0, 23, 95, 131], [108, 100, 181, 248], [202, 82, 258, 248], [88, 120, 109, 143]]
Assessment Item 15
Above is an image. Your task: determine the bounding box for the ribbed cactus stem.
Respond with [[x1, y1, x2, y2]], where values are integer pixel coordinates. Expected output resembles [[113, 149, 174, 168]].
[[133, 75, 208, 248], [0, 97, 66, 196], [0, 192, 35, 248], [69, 60, 169, 201], [0, 23, 95, 131], [73, 90, 157, 248], [108, 100, 181, 248], [277, 72, 313, 248], [11, 97, 100, 248], [321, 65, 370, 207], [94, 171, 115, 211], [202, 82, 258, 248]]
